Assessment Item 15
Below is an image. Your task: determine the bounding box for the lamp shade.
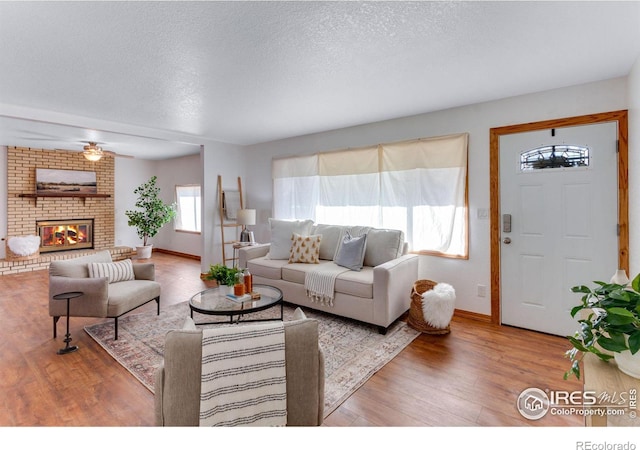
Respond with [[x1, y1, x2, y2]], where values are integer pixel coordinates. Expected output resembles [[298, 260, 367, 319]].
[[236, 209, 256, 226]]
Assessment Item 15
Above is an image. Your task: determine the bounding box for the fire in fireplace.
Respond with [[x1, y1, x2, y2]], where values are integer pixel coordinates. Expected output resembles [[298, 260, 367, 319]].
[[37, 219, 94, 253]]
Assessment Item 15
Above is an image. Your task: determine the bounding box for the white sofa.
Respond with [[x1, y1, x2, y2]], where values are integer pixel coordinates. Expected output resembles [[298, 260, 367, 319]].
[[238, 221, 419, 334]]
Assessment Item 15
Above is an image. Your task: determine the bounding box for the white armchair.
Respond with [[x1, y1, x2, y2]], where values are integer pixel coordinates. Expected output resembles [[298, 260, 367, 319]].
[[48, 250, 161, 340]]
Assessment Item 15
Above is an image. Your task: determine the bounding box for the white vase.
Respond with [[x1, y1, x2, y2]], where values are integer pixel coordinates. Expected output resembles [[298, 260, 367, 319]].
[[136, 245, 153, 259], [614, 349, 640, 379], [610, 269, 630, 285]]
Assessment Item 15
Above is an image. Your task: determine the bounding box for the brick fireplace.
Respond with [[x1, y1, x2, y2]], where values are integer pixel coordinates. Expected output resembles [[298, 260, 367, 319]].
[[37, 219, 94, 253], [2, 147, 132, 274]]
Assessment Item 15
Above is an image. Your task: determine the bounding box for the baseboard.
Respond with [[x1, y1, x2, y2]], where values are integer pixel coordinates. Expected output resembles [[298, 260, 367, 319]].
[[152, 248, 201, 261], [453, 308, 492, 323]]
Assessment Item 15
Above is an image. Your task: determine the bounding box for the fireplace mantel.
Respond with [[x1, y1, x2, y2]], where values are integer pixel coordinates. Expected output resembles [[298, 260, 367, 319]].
[[19, 192, 111, 206]]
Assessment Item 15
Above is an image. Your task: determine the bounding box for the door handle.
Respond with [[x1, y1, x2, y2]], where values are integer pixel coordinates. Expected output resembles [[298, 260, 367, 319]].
[[503, 237, 512, 244]]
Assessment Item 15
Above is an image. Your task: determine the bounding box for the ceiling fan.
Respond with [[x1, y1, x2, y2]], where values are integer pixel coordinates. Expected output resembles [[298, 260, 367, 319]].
[[54, 141, 134, 161]]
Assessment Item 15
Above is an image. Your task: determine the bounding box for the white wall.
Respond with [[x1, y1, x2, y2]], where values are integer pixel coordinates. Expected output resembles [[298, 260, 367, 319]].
[[114, 157, 158, 248], [242, 77, 629, 316], [200, 140, 246, 273], [628, 55, 640, 277]]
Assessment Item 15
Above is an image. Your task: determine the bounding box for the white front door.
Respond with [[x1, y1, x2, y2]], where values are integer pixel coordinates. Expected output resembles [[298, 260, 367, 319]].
[[499, 122, 618, 336]]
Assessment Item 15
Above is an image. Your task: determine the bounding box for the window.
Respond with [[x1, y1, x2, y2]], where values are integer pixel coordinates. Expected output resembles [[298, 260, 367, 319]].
[[272, 133, 469, 258], [520, 145, 589, 171], [175, 185, 201, 233]]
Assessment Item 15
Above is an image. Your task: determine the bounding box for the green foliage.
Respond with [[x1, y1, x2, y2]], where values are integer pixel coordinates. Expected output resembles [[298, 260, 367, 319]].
[[564, 273, 640, 380], [204, 264, 239, 286], [125, 176, 177, 246]]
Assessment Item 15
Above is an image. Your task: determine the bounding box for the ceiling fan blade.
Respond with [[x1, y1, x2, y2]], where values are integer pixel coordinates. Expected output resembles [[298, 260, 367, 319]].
[[103, 150, 134, 159]]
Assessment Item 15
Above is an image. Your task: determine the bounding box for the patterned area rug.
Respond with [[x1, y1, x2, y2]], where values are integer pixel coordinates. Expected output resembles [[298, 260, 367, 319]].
[[84, 302, 420, 417]]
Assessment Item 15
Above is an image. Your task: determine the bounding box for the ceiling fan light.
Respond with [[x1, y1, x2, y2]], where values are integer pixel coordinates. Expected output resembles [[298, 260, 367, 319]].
[[83, 150, 102, 161], [83, 142, 103, 161]]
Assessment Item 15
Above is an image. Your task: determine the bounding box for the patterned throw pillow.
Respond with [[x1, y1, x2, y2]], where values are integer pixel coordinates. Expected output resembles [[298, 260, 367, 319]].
[[289, 233, 322, 264], [88, 259, 135, 284]]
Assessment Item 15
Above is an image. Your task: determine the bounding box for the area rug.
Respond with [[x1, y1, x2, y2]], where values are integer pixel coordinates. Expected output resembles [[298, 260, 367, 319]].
[[84, 302, 420, 417]]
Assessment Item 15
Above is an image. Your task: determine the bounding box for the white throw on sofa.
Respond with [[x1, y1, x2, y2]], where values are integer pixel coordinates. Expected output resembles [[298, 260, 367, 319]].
[[238, 219, 419, 334]]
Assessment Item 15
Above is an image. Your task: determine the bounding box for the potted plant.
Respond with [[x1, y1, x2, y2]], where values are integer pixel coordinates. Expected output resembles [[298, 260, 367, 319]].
[[125, 175, 176, 258], [564, 272, 640, 380], [202, 264, 239, 291]]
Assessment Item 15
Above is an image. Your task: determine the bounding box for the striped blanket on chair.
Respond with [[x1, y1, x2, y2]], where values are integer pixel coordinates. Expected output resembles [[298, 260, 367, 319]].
[[199, 322, 287, 426]]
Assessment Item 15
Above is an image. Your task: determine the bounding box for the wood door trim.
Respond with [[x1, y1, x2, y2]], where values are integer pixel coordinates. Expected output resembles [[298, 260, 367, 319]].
[[489, 110, 629, 325]]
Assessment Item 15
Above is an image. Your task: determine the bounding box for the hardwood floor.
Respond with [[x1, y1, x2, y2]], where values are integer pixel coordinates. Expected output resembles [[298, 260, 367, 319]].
[[0, 252, 585, 429]]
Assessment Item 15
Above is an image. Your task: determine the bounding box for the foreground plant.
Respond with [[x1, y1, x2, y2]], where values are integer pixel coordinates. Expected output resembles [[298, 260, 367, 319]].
[[564, 273, 640, 380]]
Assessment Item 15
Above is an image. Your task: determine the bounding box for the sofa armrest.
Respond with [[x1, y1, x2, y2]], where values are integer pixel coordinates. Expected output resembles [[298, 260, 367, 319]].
[[133, 262, 155, 281], [48, 275, 109, 318], [372, 254, 419, 328], [238, 243, 271, 268], [154, 362, 166, 426]]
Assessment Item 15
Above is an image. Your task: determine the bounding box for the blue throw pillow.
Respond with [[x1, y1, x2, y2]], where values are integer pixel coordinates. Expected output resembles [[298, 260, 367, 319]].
[[334, 232, 368, 271]]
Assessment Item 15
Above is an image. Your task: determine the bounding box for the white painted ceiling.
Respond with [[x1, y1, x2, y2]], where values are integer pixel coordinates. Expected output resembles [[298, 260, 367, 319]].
[[0, 1, 639, 160]]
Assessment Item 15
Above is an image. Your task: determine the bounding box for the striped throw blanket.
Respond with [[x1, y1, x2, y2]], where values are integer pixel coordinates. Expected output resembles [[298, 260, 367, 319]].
[[305, 263, 349, 307], [199, 322, 287, 426]]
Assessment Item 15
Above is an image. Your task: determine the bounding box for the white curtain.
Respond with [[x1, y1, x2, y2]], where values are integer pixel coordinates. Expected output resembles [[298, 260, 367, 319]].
[[272, 133, 468, 257]]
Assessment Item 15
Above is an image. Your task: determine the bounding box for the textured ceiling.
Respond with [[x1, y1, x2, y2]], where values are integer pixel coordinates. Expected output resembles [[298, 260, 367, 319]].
[[0, 1, 639, 159]]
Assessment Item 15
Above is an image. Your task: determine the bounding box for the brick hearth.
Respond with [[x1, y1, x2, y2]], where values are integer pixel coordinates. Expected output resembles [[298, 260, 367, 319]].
[[3, 147, 131, 275], [0, 247, 134, 276]]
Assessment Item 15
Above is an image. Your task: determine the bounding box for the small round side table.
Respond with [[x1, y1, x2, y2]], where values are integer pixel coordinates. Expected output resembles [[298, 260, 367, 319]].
[[52, 291, 84, 355]]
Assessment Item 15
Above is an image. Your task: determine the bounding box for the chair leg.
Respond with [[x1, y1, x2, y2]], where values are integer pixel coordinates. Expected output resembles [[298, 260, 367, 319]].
[[156, 296, 160, 315], [53, 316, 60, 338], [114, 317, 118, 340]]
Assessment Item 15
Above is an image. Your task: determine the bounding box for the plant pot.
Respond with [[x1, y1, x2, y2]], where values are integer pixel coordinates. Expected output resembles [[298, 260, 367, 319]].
[[614, 348, 640, 379], [218, 284, 233, 295], [136, 245, 153, 259]]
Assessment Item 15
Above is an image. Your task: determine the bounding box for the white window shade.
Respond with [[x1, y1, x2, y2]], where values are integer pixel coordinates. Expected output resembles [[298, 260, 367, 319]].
[[272, 133, 469, 257]]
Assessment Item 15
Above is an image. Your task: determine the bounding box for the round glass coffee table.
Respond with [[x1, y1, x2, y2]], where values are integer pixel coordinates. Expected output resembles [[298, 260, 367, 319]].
[[189, 284, 283, 325]]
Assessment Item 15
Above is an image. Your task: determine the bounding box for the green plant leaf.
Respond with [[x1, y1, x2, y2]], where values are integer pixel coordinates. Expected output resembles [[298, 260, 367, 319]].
[[569, 305, 585, 318], [605, 311, 636, 326], [571, 285, 592, 294], [597, 336, 629, 353], [567, 336, 588, 352], [628, 330, 640, 355], [632, 273, 640, 292]]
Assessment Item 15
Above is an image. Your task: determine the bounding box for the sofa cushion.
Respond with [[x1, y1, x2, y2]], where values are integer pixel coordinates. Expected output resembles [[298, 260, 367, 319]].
[[335, 267, 374, 299], [48, 250, 113, 278], [289, 233, 322, 264], [88, 259, 135, 284], [107, 279, 161, 316], [334, 232, 368, 271], [311, 224, 345, 260], [282, 260, 334, 284], [247, 256, 289, 280], [363, 228, 405, 267], [267, 218, 314, 260]]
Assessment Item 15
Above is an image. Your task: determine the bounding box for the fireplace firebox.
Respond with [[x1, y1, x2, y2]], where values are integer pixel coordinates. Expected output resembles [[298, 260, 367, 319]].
[[37, 219, 94, 253]]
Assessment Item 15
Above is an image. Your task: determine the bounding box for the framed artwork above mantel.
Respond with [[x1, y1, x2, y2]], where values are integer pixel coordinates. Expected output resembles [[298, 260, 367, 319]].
[[35, 168, 97, 195]]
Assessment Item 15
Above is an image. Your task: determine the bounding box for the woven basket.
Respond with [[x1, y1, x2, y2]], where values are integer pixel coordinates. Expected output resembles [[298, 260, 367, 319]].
[[407, 279, 451, 335], [5, 242, 40, 261]]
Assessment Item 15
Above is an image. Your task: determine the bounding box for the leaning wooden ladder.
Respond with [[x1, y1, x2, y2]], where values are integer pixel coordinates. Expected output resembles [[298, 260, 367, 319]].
[[218, 175, 244, 267]]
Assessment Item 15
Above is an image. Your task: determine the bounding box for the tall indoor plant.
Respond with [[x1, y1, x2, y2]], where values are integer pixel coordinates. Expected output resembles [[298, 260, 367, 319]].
[[125, 175, 176, 258], [564, 272, 640, 380]]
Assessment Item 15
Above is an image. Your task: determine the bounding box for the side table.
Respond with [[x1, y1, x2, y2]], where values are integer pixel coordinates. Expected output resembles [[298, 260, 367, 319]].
[[52, 291, 84, 355]]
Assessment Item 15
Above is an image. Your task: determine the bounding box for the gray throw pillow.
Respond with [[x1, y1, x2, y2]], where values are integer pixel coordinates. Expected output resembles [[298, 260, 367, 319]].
[[334, 232, 368, 271]]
